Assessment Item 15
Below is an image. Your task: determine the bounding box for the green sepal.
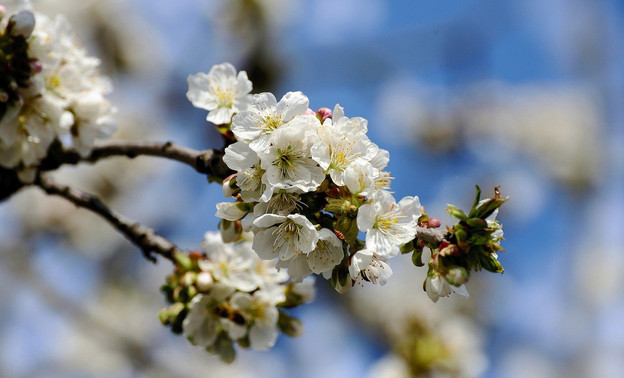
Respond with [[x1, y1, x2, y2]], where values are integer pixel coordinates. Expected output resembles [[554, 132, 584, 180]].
[[479, 253, 504, 273], [277, 310, 304, 338], [335, 215, 359, 243], [446, 205, 467, 221], [213, 332, 236, 364], [401, 240, 415, 254], [412, 249, 424, 267]]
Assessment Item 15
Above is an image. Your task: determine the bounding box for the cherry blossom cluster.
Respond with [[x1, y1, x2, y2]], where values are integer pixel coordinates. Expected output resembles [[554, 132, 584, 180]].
[[188, 63, 423, 292], [0, 7, 115, 181], [159, 232, 314, 362]]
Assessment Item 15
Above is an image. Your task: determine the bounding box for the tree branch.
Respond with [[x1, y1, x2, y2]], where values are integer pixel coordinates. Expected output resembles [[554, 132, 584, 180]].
[[41, 140, 232, 178], [1, 139, 233, 202], [35, 173, 181, 264], [415, 227, 447, 245]]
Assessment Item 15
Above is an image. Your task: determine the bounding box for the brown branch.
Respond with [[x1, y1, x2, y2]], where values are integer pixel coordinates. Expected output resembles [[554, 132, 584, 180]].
[[415, 226, 447, 245], [41, 140, 232, 178], [1, 140, 233, 202], [35, 173, 181, 264]]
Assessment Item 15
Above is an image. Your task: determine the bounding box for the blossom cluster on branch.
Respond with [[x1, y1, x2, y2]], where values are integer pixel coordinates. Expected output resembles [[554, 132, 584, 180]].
[[0, 6, 508, 365], [159, 232, 313, 362], [0, 6, 114, 181]]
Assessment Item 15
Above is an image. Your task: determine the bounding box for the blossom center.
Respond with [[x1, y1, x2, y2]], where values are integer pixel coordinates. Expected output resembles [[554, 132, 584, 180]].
[[273, 145, 304, 180]]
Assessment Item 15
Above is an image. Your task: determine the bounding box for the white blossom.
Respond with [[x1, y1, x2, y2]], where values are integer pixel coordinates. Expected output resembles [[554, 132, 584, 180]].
[[222, 141, 264, 202], [252, 214, 320, 262], [357, 190, 420, 258], [425, 273, 469, 303], [348, 248, 393, 286], [310, 127, 376, 186], [231, 91, 309, 152], [306, 228, 344, 275], [186, 62, 252, 125], [199, 232, 264, 292], [258, 118, 325, 199], [343, 159, 376, 196], [183, 284, 235, 347], [230, 285, 285, 350]]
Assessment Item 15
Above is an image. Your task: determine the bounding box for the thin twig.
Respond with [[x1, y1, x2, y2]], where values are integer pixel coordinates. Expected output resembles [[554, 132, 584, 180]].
[[35, 173, 181, 264]]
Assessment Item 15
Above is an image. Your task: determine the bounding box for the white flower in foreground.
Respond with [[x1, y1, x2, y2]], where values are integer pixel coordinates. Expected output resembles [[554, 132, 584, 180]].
[[259, 119, 325, 199], [425, 273, 469, 303], [343, 159, 376, 196], [187, 62, 252, 124], [222, 141, 264, 202], [306, 228, 344, 275], [357, 190, 421, 258], [348, 248, 393, 286], [252, 214, 320, 262], [310, 127, 377, 186], [231, 91, 309, 152], [330, 104, 369, 135]]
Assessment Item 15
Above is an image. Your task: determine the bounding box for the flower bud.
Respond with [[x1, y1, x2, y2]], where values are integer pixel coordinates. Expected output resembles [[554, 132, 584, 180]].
[[316, 107, 332, 122], [157, 302, 185, 326], [180, 271, 196, 287], [445, 266, 468, 286], [8, 11, 35, 38], [219, 219, 243, 243], [427, 218, 441, 228], [439, 242, 461, 257], [278, 310, 304, 337], [196, 271, 213, 291], [304, 108, 315, 116], [222, 173, 239, 197]]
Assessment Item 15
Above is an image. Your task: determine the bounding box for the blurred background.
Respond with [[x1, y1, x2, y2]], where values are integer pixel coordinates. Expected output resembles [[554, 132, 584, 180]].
[[1, 0, 623, 377]]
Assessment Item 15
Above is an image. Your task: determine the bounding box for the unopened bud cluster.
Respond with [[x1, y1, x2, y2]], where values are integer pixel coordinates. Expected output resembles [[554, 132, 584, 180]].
[[0, 7, 115, 180], [159, 232, 313, 363], [422, 186, 507, 302]]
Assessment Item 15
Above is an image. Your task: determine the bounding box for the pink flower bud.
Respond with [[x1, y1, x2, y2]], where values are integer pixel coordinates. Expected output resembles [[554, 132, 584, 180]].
[[316, 107, 332, 122], [427, 218, 441, 228], [304, 108, 315, 116]]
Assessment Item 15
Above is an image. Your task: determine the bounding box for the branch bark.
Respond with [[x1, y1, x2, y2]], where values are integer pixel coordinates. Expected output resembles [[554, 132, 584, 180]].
[[42, 140, 232, 177], [415, 226, 447, 245], [35, 173, 181, 264], [1, 140, 233, 202]]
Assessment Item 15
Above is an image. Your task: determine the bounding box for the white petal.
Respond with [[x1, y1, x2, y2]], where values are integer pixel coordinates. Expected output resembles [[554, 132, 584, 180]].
[[288, 254, 312, 283], [249, 324, 278, 351], [356, 204, 376, 232]]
